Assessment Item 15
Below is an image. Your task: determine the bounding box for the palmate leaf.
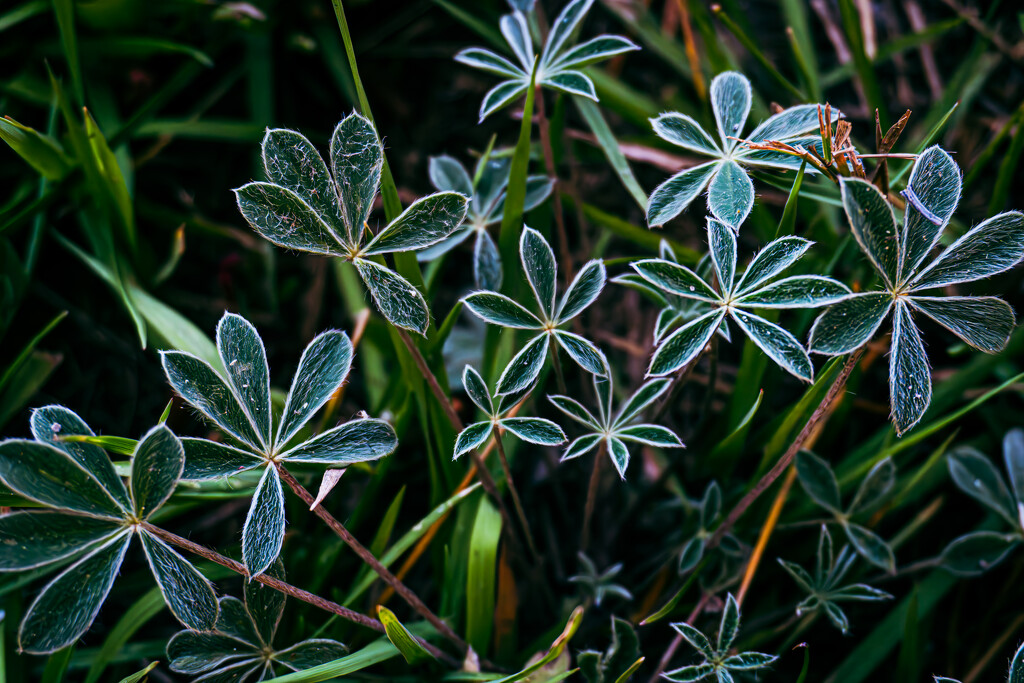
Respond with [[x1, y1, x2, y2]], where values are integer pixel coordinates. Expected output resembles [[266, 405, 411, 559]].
[[910, 210, 1024, 291], [454, 47, 525, 79], [500, 417, 566, 445], [242, 465, 286, 579], [130, 425, 185, 519], [907, 296, 1015, 353], [276, 330, 353, 450], [0, 511, 119, 571], [707, 160, 753, 227], [708, 219, 736, 293], [522, 227, 558, 319], [330, 112, 384, 242], [501, 11, 533, 70], [849, 457, 896, 514], [235, 182, 345, 256], [479, 80, 529, 122], [795, 451, 841, 513], [262, 128, 346, 243], [890, 302, 931, 435], [614, 378, 670, 426], [553, 330, 609, 377], [463, 365, 494, 415], [362, 192, 468, 256], [216, 314, 272, 449], [542, 71, 598, 99], [353, 258, 431, 335], [218, 596, 262, 647], [710, 72, 750, 153], [180, 439, 263, 480], [940, 531, 1019, 576], [651, 113, 720, 155], [947, 447, 1017, 525], [615, 424, 683, 447], [631, 259, 719, 302], [496, 333, 549, 395], [549, 395, 601, 430], [670, 622, 713, 658], [843, 522, 895, 572], [559, 260, 606, 321], [167, 630, 256, 674], [729, 309, 813, 381], [542, 0, 592, 67], [717, 594, 740, 651], [900, 146, 962, 278], [140, 532, 219, 632], [646, 161, 719, 227], [841, 178, 900, 288], [562, 433, 603, 460], [462, 292, 543, 329], [735, 276, 850, 308], [809, 292, 893, 356], [551, 35, 639, 71], [276, 639, 350, 671], [279, 419, 397, 464], [455, 422, 494, 460], [663, 663, 715, 682], [245, 563, 287, 646], [733, 236, 811, 294], [648, 309, 726, 376]]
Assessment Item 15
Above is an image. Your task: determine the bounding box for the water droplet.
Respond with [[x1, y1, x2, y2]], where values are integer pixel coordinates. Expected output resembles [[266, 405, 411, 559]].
[[50, 422, 61, 433]]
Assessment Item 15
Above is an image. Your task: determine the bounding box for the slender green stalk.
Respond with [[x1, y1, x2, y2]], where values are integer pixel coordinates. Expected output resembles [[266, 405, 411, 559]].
[[494, 430, 541, 563]]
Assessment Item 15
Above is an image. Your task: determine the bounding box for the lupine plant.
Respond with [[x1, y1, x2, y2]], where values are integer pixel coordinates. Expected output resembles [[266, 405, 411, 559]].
[[455, 0, 638, 120], [631, 218, 850, 379], [161, 312, 397, 577], [778, 525, 893, 633], [462, 226, 608, 393], [417, 154, 554, 290], [234, 112, 468, 334], [809, 146, 1024, 434], [568, 553, 633, 607]]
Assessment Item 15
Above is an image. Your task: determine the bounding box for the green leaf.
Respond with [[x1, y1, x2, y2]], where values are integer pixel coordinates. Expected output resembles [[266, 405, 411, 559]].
[[648, 310, 726, 376], [167, 630, 257, 674], [496, 333, 549, 395], [717, 593, 740, 651], [900, 146, 962, 279], [707, 160, 753, 227], [1010, 639, 1024, 683], [841, 178, 901, 288], [670, 621, 713, 658], [796, 451, 842, 513], [377, 605, 434, 664], [489, 607, 584, 683], [734, 236, 811, 294], [710, 72, 751, 152], [280, 640, 352, 673], [849, 458, 895, 515], [180, 438, 262, 480], [31, 405, 130, 511], [281, 418, 397, 464], [161, 350, 263, 450], [214, 596, 261, 646], [242, 465, 286, 578], [830, 584, 894, 602], [1004, 428, 1024, 505], [330, 112, 383, 242], [130, 425, 184, 519], [363, 192, 468, 255], [521, 227, 558, 319], [558, 260, 606, 322], [844, 522, 895, 572], [262, 128, 346, 243], [19, 531, 132, 654], [542, 0, 590, 64], [911, 296, 1015, 354], [663, 663, 714, 682], [480, 80, 530, 122], [0, 511, 119, 571], [615, 424, 683, 448], [502, 11, 534, 70], [723, 652, 778, 670], [455, 422, 494, 459], [235, 182, 344, 256], [475, 230, 504, 291], [890, 302, 931, 436], [651, 112, 719, 155], [552, 34, 638, 70], [0, 439, 124, 518], [646, 161, 719, 227], [730, 309, 813, 381], [463, 292, 543, 329], [353, 258, 430, 334], [745, 104, 836, 143], [245, 559, 286, 645], [809, 292, 893, 355], [947, 448, 1018, 524], [140, 531, 218, 631], [631, 259, 719, 302], [553, 330, 609, 377], [216, 313, 272, 448], [614, 379, 671, 426], [911, 211, 1024, 290], [542, 71, 598, 99], [736, 276, 850, 309], [277, 330, 353, 450], [115, 661, 160, 683], [939, 531, 1017, 576], [0, 116, 71, 180], [462, 365, 494, 415], [500, 417, 566, 445], [549, 395, 601, 429], [429, 155, 474, 197], [575, 97, 648, 210], [454, 48, 526, 79], [467, 497, 502, 655], [82, 110, 135, 248]]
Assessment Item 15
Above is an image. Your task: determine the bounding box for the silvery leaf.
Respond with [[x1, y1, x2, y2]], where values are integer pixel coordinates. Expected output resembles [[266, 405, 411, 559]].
[[707, 160, 753, 228], [241, 465, 285, 578], [710, 72, 751, 152], [557, 259, 606, 322], [353, 258, 430, 334], [234, 182, 344, 257], [646, 161, 719, 227], [900, 146, 962, 280], [890, 301, 931, 435], [496, 333, 550, 395], [500, 417, 566, 445], [277, 329, 353, 450], [462, 291, 543, 329], [454, 48, 526, 80], [733, 236, 811, 295], [907, 296, 1014, 353], [217, 313, 272, 449], [362, 192, 468, 255], [330, 112, 383, 242], [141, 531, 219, 632], [808, 292, 893, 356], [651, 112, 720, 156], [735, 275, 851, 309], [730, 309, 814, 381], [261, 128, 345, 243], [428, 155, 473, 196], [648, 309, 725, 376], [910, 211, 1024, 291], [840, 178, 900, 288], [707, 218, 736, 293]]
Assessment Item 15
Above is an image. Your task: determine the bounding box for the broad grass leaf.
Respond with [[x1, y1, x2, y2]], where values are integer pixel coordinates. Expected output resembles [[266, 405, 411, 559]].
[[730, 309, 813, 381], [216, 596, 261, 646], [908, 296, 1014, 353], [844, 522, 895, 572], [558, 259, 606, 321], [795, 450, 841, 513], [890, 302, 931, 435], [167, 630, 255, 674], [901, 146, 962, 279], [707, 160, 753, 227], [663, 663, 714, 682], [180, 438, 262, 480], [1004, 428, 1024, 506], [462, 365, 493, 414], [563, 434, 603, 460], [551, 35, 639, 71], [548, 395, 601, 429], [553, 330, 609, 377], [710, 72, 751, 152], [733, 236, 811, 294], [669, 621, 713, 658], [500, 11, 534, 70], [262, 129, 345, 242], [646, 161, 719, 227], [0, 440, 124, 518], [0, 511, 119, 571], [234, 182, 344, 256], [911, 211, 1024, 290], [280, 419, 397, 464], [455, 422, 493, 459], [542, 0, 591, 64], [648, 310, 725, 376], [608, 436, 631, 479], [521, 227, 558, 319], [353, 258, 430, 334], [723, 652, 776, 670], [841, 178, 900, 288], [736, 276, 850, 308], [455, 48, 525, 79], [0, 116, 71, 180], [330, 112, 382, 242], [614, 378, 671, 426], [500, 417, 565, 445], [947, 448, 1017, 524], [277, 639, 350, 671], [140, 532, 218, 631], [542, 71, 598, 99], [377, 605, 433, 664], [479, 80, 529, 122], [428, 155, 473, 196], [276, 330, 353, 450], [362, 192, 468, 255], [216, 313, 272, 447], [18, 531, 132, 654], [30, 405, 130, 510], [496, 333, 549, 395], [848, 457, 895, 515], [939, 531, 1017, 576], [707, 219, 736, 293], [130, 425, 184, 519], [242, 465, 286, 578], [615, 424, 683, 447], [809, 292, 893, 355], [475, 230, 504, 290], [631, 259, 719, 302], [245, 560, 286, 645], [463, 292, 542, 329], [651, 113, 720, 155], [161, 351, 263, 450]]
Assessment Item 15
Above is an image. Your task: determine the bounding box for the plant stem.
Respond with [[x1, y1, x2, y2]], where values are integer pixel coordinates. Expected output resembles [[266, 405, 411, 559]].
[[706, 349, 865, 550], [142, 523, 458, 666], [533, 84, 573, 282], [494, 429, 541, 562], [580, 439, 607, 551], [276, 464, 468, 654]]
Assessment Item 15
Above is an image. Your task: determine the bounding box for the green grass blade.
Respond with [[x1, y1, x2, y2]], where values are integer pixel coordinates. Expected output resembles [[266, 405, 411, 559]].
[[466, 497, 502, 656], [499, 58, 538, 274], [83, 589, 164, 683], [712, 5, 805, 102], [377, 605, 435, 664], [51, 0, 83, 105], [776, 160, 806, 238], [574, 97, 647, 210]]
